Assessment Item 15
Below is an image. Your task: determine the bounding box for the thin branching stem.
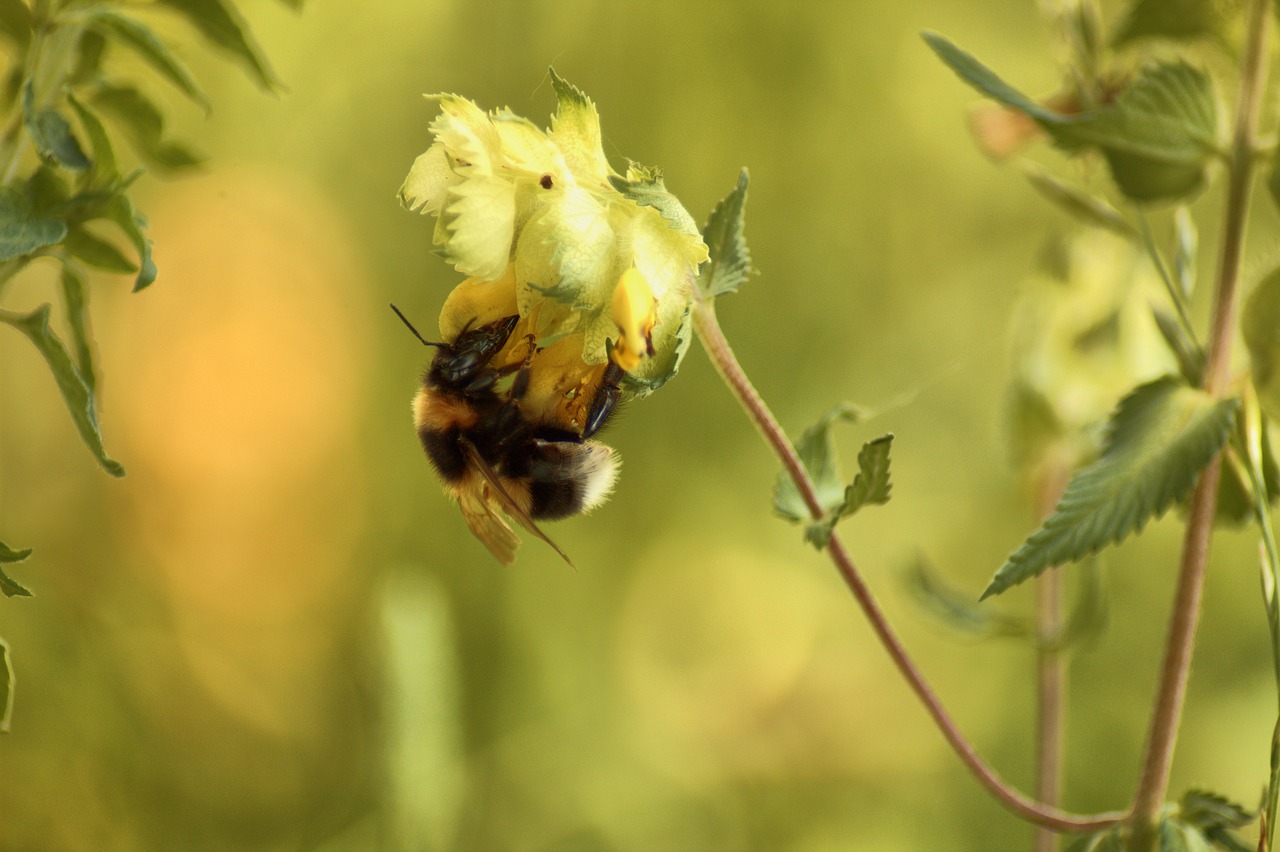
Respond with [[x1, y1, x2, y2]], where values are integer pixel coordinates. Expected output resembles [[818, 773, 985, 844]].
[[692, 296, 1125, 834], [1127, 0, 1272, 846]]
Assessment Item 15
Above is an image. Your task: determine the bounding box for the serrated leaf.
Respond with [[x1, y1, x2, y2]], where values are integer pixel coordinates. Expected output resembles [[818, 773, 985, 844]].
[[547, 68, 609, 183], [699, 169, 751, 298], [63, 226, 137, 273], [90, 85, 203, 172], [984, 377, 1238, 599], [1021, 166, 1136, 238], [907, 558, 1035, 639], [1, 637, 12, 733], [805, 434, 894, 549], [0, 0, 32, 51], [66, 94, 119, 187], [773, 402, 863, 522], [157, 0, 279, 92], [1112, 0, 1231, 46], [1158, 819, 1214, 852], [610, 165, 701, 240], [1245, 267, 1280, 423], [91, 11, 211, 111], [59, 264, 95, 394], [0, 188, 67, 260], [0, 304, 125, 477], [99, 190, 156, 291], [1179, 790, 1255, 833], [22, 82, 90, 172]]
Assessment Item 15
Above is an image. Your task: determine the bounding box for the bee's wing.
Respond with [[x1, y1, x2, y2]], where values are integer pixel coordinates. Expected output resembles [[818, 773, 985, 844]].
[[456, 487, 520, 566], [459, 437, 576, 568]]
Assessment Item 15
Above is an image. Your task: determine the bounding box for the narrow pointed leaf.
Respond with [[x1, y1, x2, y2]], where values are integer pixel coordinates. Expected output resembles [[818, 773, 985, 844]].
[[22, 83, 90, 172], [1020, 166, 1136, 237], [91, 85, 203, 172], [1, 637, 12, 733], [699, 168, 751, 298], [0, 541, 32, 598], [773, 402, 862, 522], [66, 94, 119, 186], [157, 0, 280, 91], [922, 32, 1064, 123], [63, 226, 137, 273], [0, 188, 66, 260], [0, 304, 125, 477], [91, 11, 211, 111], [59, 264, 95, 394], [984, 377, 1238, 598], [100, 190, 156, 291]]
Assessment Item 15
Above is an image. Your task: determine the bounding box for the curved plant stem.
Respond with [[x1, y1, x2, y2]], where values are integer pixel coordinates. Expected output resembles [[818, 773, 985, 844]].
[[1127, 0, 1272, 847], [692, 297, 1126, 834]]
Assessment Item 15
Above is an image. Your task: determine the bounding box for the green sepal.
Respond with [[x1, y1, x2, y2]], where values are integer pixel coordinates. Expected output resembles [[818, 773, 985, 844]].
[[0, 0, 32, 51], [805, 434, 894, 549], [1, 636, 12, 733], [91, 10, 211, 111], [773, 402, 864, 522], [0, 304, 125, 477], [698, 168, 751, 299], [22, 82, 90, 172], [609, 164, 701, 240], [90, 84, 203, 172], [0, 188, 66, 260], [984, 377, 1239, 599], [157, 0, 280, 92]]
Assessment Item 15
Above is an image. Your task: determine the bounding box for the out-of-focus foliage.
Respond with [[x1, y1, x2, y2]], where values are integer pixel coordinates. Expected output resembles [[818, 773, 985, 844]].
[[0, 1, 1277, 851]]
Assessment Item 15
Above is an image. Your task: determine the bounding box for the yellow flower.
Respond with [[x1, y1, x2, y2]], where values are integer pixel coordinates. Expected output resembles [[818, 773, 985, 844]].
[[399, 70, 708, 395]]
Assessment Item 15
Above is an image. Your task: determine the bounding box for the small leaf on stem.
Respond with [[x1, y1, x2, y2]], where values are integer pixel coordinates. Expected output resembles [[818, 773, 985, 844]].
[[699, 169, 751, 299]]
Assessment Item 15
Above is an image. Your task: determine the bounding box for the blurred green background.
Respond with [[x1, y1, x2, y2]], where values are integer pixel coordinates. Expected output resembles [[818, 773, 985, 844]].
[[0, 1, 1275, 850]]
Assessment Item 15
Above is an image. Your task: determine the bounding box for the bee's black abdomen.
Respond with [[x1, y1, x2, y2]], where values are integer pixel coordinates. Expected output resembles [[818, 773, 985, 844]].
[[420, 424, 467, 483], [528, 478, 585, 520]]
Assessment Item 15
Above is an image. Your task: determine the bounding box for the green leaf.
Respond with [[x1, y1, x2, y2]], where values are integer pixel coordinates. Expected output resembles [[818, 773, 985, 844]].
[[100, 190, 156, 291], [922, 31, 1064, 124], [698, 168, 751, 298], [0, 540, 33, 598], [1020, 165, 1136, 238], [984, 377, 1238, 599], [1245, 267, 1280, 423], [805, 434, 894, 549], [1178, 790, 1255, 836], [59, 264, 95, 395], [0, 0, 32, 51], [1064, 826, 1126, 851], [157, 0, 279, 91], [66, 94, 119, 187], [90, 85, 204, 172], [773, 402, 863, 522], [925, 33, 1218, 203], [0, 304, 125, 477], [22, 82, 90, 172], [1065, 62, 1219, 203], [1, 636, 12, 733], [0, 188, 67, 260], [91, 11, 211, 111], [68, 29, 106, 87], [1151, 308, 1204, 387], [63, 226, 138, 273], [1112, 0, 1231, 46]]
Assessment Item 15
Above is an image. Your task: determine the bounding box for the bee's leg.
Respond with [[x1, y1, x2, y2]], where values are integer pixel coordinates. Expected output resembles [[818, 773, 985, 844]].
[[582, 361, 625, 439]]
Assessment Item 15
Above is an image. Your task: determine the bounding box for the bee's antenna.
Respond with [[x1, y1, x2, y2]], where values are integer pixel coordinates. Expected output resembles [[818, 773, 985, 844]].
[[390, 303, 443, 347]]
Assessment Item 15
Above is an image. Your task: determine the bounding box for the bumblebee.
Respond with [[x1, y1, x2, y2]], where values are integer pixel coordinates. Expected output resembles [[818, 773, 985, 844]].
[[394, 305, 624, 565]]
